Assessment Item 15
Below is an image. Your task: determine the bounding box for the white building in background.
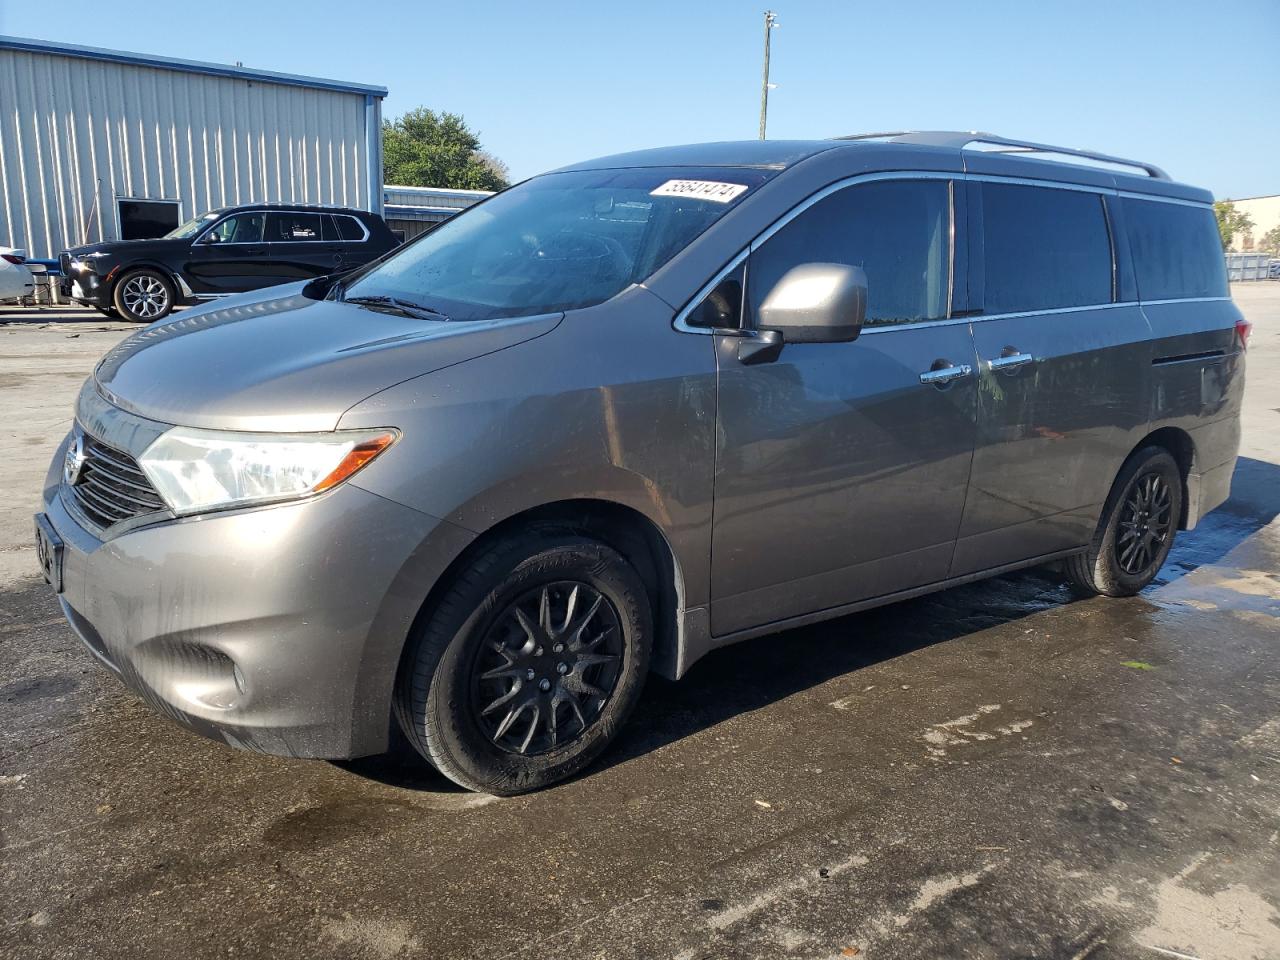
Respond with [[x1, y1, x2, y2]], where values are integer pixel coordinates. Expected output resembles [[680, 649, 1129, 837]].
[[1226, 194, 1280, 252], [0, 35, 386, 259]]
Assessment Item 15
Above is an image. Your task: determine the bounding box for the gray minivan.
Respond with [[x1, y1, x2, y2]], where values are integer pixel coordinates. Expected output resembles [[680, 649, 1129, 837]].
[[36, 132, 1247, 794]]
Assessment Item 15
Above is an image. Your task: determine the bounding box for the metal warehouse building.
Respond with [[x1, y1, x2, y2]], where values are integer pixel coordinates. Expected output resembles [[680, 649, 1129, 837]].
[[0, 35, 386, 260], [383, 184, 492, 242]]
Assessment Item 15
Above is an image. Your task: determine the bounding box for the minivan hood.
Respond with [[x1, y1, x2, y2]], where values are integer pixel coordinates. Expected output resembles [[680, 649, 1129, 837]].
[[94, 288, 563, 432]]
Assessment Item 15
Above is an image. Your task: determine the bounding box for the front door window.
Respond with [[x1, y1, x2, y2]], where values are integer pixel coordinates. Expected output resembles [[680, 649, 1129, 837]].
[[204, 213, 265, 245]]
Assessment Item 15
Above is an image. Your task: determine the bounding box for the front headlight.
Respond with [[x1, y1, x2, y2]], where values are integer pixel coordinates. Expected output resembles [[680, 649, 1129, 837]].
[[138, 426, 398, 516], [75, 251, 112, 272]]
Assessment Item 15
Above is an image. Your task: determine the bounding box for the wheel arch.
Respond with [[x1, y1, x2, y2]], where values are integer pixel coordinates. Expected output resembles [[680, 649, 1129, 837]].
[[1128, 426, 1196, 529], [108, 261, 182, 305], [404, 498, 687, 683]]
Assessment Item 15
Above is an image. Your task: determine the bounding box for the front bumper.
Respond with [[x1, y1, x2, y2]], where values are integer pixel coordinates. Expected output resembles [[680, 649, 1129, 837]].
[[60, 264, 112, 307], [40, 442, 468, 758]]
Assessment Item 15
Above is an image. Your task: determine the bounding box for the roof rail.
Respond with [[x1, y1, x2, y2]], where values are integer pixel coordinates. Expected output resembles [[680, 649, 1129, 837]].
[[833, 131, 1170, 180]]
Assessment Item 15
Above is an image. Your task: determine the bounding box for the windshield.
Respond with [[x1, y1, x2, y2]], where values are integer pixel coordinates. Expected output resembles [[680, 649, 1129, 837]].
[[343, 166, 774, 321], [165, 212, 221, 240]]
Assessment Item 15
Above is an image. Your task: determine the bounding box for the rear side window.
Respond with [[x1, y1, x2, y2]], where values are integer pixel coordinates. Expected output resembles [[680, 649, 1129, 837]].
[[266, 212, 323, 242], [1123, 199, 1227, 300], [748, 179, 951, 327], [982, 184, 1112, 313], [335, 216, 367, 241]]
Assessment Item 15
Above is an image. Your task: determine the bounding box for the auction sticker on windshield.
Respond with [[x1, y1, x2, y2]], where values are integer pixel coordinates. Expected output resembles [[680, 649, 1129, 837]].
[[650, 180, 749, 203]]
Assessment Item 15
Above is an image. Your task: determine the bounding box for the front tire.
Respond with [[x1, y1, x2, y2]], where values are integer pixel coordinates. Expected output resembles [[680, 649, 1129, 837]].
[[1065, 446, 1182, 597], [113, 269, 174, 323], [395, 533, 652, 795]]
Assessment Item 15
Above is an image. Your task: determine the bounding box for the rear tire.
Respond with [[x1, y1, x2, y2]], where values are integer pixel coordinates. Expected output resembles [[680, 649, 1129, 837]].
[[1065, 446, 1182, 597], [112, 268, 174, 323], [395, 532, 652, 795]]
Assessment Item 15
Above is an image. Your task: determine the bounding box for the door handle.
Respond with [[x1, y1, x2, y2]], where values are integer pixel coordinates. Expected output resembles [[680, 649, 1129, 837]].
[[987, 351, 1035, 372], [919, 363, 973, 386]]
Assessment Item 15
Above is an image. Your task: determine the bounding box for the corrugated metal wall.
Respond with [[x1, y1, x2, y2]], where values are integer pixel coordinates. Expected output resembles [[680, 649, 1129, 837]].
[[385, 218, 444, 243], [383, 185, 491, 242], [383, 185, 492, 210], [0, 47, 374, 258]]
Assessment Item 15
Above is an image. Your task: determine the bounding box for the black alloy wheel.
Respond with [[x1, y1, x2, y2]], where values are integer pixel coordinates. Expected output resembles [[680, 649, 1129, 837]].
[[395, 532, 652, 795], [1064, 446, 1183, 597], [470, 581, 623, 756], [1115, 471, 1174, 575]]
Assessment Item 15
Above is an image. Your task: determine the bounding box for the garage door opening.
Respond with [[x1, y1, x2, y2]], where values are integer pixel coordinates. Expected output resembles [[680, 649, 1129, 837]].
[[117, 199, 181, 241]]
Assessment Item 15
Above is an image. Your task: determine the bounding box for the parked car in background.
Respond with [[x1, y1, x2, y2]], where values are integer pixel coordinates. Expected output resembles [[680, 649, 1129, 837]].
[[59, 204, 398, 322], [0, 247, 34, 301], [37, 132, 1245, 795]]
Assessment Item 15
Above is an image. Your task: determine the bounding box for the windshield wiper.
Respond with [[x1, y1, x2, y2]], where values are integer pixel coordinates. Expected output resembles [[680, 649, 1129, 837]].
[[344, 294, 451, 322]]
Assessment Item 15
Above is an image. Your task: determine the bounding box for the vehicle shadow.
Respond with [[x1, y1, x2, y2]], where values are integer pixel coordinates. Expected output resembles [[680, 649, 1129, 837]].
[[341, 455, 1280, 793], [1154, 455, 1280, 583]]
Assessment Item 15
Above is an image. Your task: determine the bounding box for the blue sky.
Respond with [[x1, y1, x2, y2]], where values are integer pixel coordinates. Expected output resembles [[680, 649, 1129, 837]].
[[6, 0, 1278, 198]]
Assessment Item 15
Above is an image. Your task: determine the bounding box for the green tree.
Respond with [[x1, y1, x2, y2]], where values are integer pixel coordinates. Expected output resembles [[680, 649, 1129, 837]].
[[1214, 200, 1254, 250], [1258, 225, 1280, 255], [383, 108, 508, 191]]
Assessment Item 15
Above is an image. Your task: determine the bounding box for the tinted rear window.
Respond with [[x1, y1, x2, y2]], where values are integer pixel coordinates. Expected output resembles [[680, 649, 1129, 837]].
[[982, 184, 1113, 313], [335, 216, 366, 241], [267, 212, 323, 242], [1123, 199, 1227, 300]]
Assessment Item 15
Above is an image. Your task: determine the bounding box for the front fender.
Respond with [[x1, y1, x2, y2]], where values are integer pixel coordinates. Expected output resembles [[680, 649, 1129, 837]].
[[341, 285, 719, 610]]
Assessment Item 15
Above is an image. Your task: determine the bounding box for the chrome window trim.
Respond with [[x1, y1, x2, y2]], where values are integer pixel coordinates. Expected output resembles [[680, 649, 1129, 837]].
[[1138, 296, 1232, 306], [946, 179, 955, 317], [859, 316, 973, 335], [967, 174, 1118, 196], [333, 214, 372, 243], [672, 170, 1221, 337], [860, 301, 1130, 335], [194, 210, 371, 246], [1116, 191, 1215, 210]]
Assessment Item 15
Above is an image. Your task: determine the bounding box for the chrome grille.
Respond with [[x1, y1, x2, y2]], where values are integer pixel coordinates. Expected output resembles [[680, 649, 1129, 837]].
[[70, 435, 167, 529]]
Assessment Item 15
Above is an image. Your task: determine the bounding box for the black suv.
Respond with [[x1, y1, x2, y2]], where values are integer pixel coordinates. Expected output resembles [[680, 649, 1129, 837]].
[[60, 204, 399, 322]]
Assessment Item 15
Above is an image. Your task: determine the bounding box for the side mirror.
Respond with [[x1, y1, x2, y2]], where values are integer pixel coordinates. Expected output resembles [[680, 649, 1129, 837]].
[[757, 262, 867, 343]]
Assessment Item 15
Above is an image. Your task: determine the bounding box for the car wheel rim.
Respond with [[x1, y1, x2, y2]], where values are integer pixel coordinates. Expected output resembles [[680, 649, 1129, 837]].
[[121, 275, 168, 318], [1116, 471, 1172, 575], [470, 581, 624, 756]]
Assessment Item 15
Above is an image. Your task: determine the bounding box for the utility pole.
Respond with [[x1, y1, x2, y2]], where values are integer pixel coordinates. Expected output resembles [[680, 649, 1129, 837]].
[[758, 10, 778, 140]]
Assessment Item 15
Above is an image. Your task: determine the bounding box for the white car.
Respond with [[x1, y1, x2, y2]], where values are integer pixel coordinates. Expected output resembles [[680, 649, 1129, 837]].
[[0, 247, 34, 301]]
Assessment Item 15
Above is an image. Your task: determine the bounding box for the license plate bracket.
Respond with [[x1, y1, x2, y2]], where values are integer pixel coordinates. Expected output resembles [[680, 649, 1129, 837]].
[[34, 514, 64, 594]]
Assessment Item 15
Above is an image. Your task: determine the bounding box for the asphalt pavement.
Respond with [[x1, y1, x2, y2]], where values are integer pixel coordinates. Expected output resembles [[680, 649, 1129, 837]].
[[1, 286, 1278, 960]]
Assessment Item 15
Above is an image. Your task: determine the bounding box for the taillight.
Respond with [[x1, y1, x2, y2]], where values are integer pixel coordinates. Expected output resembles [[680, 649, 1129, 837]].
[[0, 254, 24, 265], [1235, 319, 1253, 351]]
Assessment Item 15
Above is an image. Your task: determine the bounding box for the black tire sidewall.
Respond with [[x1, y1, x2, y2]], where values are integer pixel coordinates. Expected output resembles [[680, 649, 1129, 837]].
[[1090, 448, 1183, 596], [401, 536, 651, 794], [112, 269, 174, 323]]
